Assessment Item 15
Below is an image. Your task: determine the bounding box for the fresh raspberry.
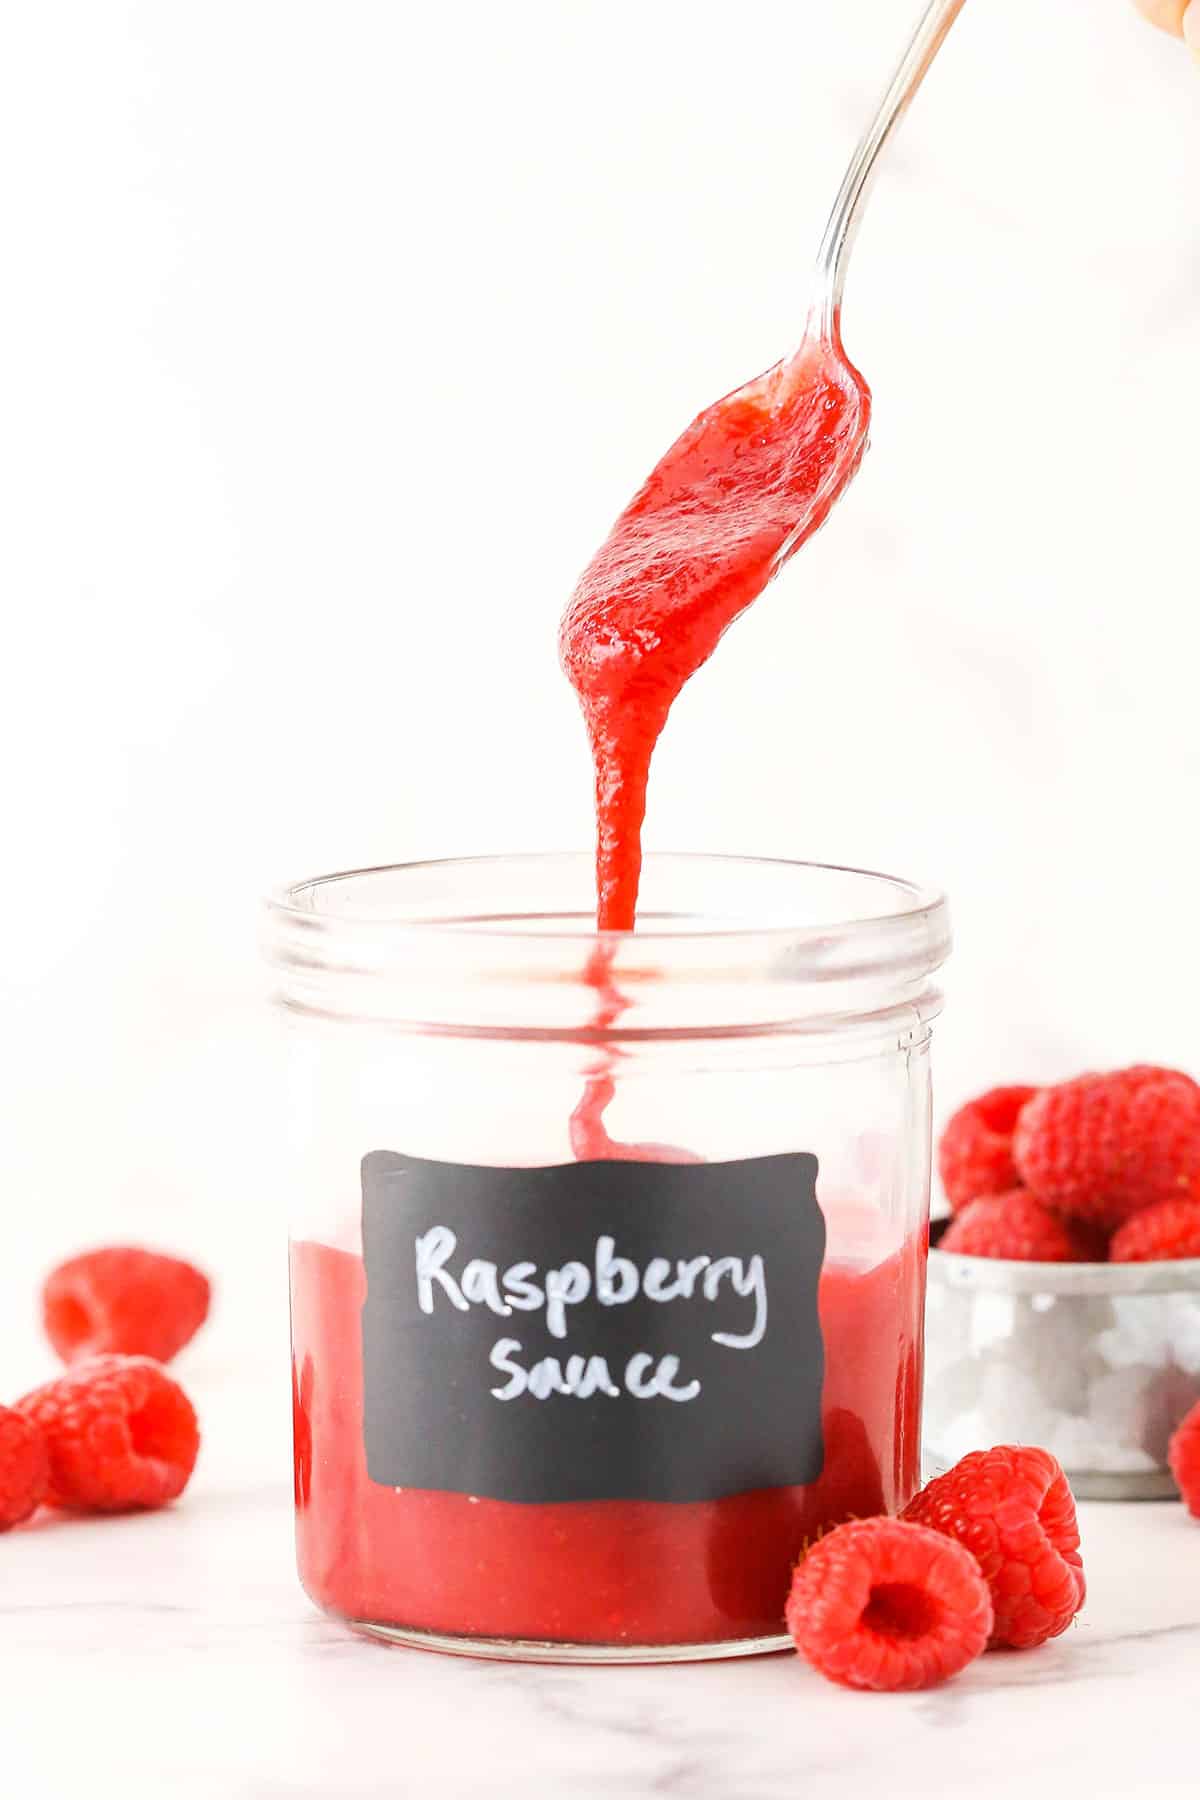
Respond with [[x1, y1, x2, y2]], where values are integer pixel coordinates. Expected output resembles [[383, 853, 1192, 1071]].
[[938, 1086, 1039, 1211], [1013, 1066, 1200, 1230], [785, 1517, 992, 1691], [17, 1355, 200, 1512], [0, 1406, 49, 1530], [43, 1247, 211, 1365], [1109, 1199, 1200, 1263], [902, 1445, 1085, 1650], [939, 1192, 1100, 1262], [1119, 1065, 1200, 1092], [1169, 1400, 1200, 1519]]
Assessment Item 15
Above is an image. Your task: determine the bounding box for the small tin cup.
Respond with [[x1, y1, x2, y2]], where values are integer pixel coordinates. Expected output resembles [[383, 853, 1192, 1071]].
[[925, 1225, 1200, 1498]]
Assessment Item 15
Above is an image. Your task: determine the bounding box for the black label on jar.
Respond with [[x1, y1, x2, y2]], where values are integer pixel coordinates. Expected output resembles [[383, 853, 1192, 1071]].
[[360, 1150, 826, 1506]]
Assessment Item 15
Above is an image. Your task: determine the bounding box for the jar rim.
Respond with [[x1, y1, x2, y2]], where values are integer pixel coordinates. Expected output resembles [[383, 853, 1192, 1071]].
[[267, 851, 947, 944], [264, 854, 950, 1037]]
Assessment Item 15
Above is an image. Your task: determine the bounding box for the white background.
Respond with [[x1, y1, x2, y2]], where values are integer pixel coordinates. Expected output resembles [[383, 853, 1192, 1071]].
[[1, 0, 1197, 1362]]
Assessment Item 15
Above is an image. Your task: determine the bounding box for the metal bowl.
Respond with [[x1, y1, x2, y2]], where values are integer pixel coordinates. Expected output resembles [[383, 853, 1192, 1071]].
[[924, 1224, 1200, 1499]]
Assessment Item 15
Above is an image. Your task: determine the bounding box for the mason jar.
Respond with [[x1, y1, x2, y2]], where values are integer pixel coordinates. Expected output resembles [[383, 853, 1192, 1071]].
[[265, 852, 950, 1662]]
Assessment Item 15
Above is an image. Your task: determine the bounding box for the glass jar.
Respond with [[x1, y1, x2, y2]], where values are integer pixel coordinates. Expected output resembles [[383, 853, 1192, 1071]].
[[265, 852, 950, 1662]]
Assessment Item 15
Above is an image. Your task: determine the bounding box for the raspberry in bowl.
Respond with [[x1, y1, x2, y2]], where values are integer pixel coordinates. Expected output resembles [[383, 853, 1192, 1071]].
[[926, 1071, 1200, 1499]]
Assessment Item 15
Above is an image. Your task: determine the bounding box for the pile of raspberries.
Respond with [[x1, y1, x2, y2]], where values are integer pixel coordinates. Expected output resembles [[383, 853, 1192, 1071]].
[[789, 1057, 1200, 1689], [0, 1248, 208, 1533], [787, 1413, 1200, 1690], [787, 1443, 1085, 1690], [937, 1066, 1200, 1264]]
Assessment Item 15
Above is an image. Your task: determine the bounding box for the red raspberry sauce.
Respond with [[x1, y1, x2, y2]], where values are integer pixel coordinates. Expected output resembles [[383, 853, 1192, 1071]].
[[291, 1231, 923, 1646], [290, 327, 896, 1649], [560, 333, 870, 933]]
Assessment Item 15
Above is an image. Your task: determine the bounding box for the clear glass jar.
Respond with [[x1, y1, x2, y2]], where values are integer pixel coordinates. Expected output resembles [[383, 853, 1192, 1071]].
[[266, 853, 950, 1662]]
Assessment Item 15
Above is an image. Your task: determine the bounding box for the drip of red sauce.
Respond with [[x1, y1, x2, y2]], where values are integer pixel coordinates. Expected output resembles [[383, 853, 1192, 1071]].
[[560, 331, 871, 934], [566, 944, 701, 1163]]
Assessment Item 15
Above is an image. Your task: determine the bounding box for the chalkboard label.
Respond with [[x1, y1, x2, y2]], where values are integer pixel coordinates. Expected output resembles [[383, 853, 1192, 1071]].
[[361, 1149, 826, 1505]]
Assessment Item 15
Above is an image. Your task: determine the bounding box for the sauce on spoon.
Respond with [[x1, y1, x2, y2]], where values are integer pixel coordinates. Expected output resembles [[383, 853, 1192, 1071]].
[[560, 331, 871, 933]]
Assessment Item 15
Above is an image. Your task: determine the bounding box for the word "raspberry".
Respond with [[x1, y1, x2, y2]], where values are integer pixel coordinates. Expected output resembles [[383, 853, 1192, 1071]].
[[1013, 1066, 1200, 1230], [938, 1087, 1038, 1212], [940, 1192, 1098, 1263], [785, 1516, 992, 1690], [17, 1355, 200, 1513], [1109, 1199, 1200, 1263], [903, 1445, 1085, 1650], [1169, 1401, 1200, 1520], [0, 1406, 48, 1530], [43, 1247, 211, 1365]]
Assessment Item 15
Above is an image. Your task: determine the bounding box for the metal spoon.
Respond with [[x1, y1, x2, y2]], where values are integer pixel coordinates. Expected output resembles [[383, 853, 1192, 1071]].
[[816, 0, 969, 338]]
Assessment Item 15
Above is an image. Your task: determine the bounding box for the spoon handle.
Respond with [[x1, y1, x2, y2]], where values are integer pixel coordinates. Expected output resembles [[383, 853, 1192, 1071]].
[[816, 0, 969, 335]]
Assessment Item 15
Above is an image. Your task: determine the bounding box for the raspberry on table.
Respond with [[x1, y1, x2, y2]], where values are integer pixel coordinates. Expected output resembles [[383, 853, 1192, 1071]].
[[784, 1516, 992, 1691], [902, 1444, 1085, 1650], [0, 1405, 49, 1530], [1013, 1066, 1200, 1231], [17, 1354, 200, 1513], [43, 1247, 211, 1365], [939, 1191, 1101, 1263], [1169, 1401, 1200, 1519], [938, 1086, 1039, 1212], [1109, 1198, 1200, 1263]]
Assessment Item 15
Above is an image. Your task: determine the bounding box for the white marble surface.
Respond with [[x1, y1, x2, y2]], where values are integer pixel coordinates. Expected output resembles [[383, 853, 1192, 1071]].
[[1, 9, 1198, 1795], [3, 1361, 1197, 1800]]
